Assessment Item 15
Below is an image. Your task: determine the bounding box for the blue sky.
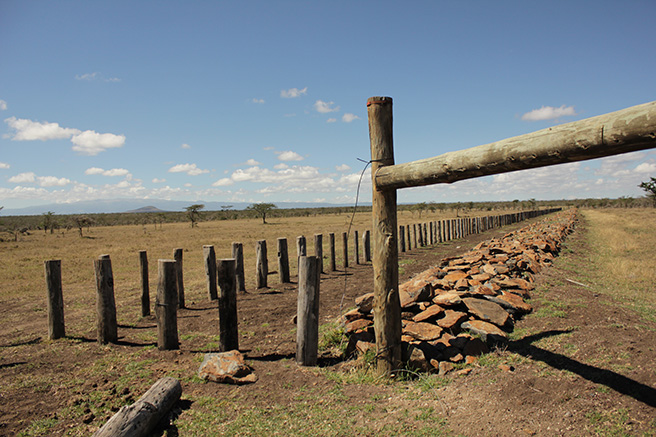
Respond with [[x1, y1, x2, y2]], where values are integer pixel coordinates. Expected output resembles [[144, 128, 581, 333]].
[[1, 1, 655, 211]]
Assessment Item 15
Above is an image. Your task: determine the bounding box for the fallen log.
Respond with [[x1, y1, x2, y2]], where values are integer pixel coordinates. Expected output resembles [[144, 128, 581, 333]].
[[93, 377, 182, 437]]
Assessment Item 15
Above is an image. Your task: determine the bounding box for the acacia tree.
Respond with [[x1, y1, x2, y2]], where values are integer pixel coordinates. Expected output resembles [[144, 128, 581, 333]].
[[247, 203, 277, 224], [638, 177, 656, 207], [42, 211, 56, 234], [185, 204, 205, 227]]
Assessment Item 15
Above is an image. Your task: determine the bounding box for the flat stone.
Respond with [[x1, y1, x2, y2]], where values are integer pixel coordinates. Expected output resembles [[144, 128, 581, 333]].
[[403, 321, 443, 341], [355, 293, 374, 313], [413, 304, 445, 323], [438, 361, 455, 375], [470, 284, 497, 296], [444, 270, 469, 283], [485, 292, 532, 314], [493, 277, 534, 291], [454, 278, 470, 290], [399, 279, 432, 307], [406, 345, 431, 372], [345, 318, 372, 334], [342, 308, 367, 323], [481, 264, 498, 276], [463, 297, 511, 328], [437, 310, 468, 329], [198, 351, 257, 385], [470, 273, 492, 283], [461, 320, 508, 345], [432, 291, 462, 306]]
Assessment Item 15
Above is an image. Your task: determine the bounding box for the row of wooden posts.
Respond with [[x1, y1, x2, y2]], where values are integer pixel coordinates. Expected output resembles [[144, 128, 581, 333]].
[[43, 208, 559, 366]]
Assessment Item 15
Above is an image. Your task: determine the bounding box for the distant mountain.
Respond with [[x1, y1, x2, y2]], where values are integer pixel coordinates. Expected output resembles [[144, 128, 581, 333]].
[[0, 198, 356, 216]]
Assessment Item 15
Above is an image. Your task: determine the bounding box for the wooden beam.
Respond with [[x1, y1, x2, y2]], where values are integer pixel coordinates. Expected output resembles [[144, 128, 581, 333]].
[[375, 100, 656, 190]]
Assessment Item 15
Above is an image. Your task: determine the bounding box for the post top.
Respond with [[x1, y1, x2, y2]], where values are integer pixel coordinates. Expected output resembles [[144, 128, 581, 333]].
[[367, 96, 393, 106]]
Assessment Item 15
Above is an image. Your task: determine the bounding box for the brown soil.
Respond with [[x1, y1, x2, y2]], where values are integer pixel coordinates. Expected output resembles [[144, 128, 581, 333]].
[[1, 217, 654, 436]]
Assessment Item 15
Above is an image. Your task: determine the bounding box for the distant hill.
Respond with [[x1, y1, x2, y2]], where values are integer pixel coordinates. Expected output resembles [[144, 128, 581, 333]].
[[125, 206, 168, 213]]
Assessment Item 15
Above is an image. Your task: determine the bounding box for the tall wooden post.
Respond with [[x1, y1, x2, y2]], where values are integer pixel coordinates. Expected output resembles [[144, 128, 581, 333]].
[[277, 238, 291, 283], [95, 254, 118, 344], [44, 260, 65, 339], [139, 251, 150, 316], [217, 259, 239, 351], [314, 234, 324, 273], [363, 230, 371, 262], [203, 245, 218, 301], [297, 235, 307, 258], [368, 96, 400, 375], [173, 248, 184, 308], [399, 225, 406, 252], [156, 259, 179, 350], [354, 230, 360, 265], [329, 233, 336, 271], [406, 225, 412, 250], [232, 242, 246, 293], [342, 232, 349, 268], [256, 240, 268, 288], [296, 256, 320, 366]]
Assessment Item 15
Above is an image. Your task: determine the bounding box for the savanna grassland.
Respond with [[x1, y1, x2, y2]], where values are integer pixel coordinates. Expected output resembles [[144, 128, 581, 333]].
[[1, 207, 655, 436]]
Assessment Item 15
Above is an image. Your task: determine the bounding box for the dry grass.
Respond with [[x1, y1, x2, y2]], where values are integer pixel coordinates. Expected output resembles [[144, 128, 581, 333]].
[[581, 208, 656, 323]]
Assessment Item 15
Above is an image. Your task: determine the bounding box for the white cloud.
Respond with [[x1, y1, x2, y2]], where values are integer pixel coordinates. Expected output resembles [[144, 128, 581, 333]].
[[152, 178, 166, 183], [274, 163, 289, 170], [4, 117, 81, 141], [0, 100, 7, 111], [336, 164, 351, 172], [168, 163, 209, 176], [0, 162, 9, 169], [521, 105, 577, 121], [245, 158, 261, 166], [9, 172, 36, 183], [342, 113, 360, 123], [71, 130, 125, 155], [277, 150, 304, 161], [85, 167, 130, 177], [75, 72, 121, 82], [181, 143, 191, 149], [327, 118, 337, 123], [314, 100, 339, 113], [634, 162, 656, 173], [38, 176, 71, 187], [252, 98, 265, 104], [281, 87, 308, 98], [212, 178, 233, 187]]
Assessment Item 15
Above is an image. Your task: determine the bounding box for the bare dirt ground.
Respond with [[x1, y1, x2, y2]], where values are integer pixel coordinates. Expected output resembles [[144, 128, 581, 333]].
[[1, 215, 655, 436]]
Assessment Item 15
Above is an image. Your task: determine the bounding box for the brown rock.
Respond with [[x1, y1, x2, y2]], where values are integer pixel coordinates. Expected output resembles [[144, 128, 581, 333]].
[[345, 318, 372, 334], [443, 346, 464, 363], [432, 291, 462, 306], [456, 368, 473, 376], [454, 278, 470, 290], [481, 264, 498, 276], [342, 308, 366, 323], [438, 361, 455, 375], [198, 351, 257, 385], [413, 304, 445, 323], [355, 293, 374, 313], [399, 279, 432, 307], [461, 320, 509, 345], [463, 297, 511, 328], [444, 270, 469, 283], [403, 321, 443, 341], [437, 310, 468, 329], [486, 292, 532, 314]]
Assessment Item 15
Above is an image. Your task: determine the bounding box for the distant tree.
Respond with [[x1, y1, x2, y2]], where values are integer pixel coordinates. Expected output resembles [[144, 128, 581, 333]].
[[185, 204, 205, 227], [42, 211, 56, 234], [413, 202, 427, 218], [247, 203, 277, 224], [73, 216, 92, 237], [639, 177, 656, 207]]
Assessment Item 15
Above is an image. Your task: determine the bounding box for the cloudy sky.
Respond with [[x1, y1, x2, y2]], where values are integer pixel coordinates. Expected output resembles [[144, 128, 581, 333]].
[[1, 1, 655, 211]]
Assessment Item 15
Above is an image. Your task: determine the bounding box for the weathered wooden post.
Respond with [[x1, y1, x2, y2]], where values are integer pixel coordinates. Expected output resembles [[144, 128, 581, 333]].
[[413, 224, 418, 248], [156, 260, 179, 350], [95, 254, 118, 344], [342, 232, 349, 268], [429, 222, 434, 245], [364, 230, 371, 262], [256, 240, 268, 288], [203, 245, 218, 301], [296, 256, 320, 366], [314, 234, 324, 273], [417, 223, 424, 247], [368, 96, 400, 375], [399, 225, 406, 252], [423, 223, 428, 246], [173, 248, 184, 308], [407, 225, 412, 250], [277, 237, 291, 283], [217, 259, 239, 351], [297, 235, 307, 258], [232, 242, 246, 293], [329, 232, 336, 271], [139, 251, 150, 316], [354, 230, 360, 264], [44, 260, 65, 339]]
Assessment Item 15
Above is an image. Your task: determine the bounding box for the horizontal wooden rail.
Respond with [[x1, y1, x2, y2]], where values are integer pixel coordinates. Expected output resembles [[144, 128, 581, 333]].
[[375, 100, 656, 190]]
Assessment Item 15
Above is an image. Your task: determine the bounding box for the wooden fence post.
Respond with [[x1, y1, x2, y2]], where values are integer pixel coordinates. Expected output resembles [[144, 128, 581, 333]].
[[314, 234, 324, 273], [277, 238, 291, 283], [95, 254, 117, 344], [364, 230, 371, 262], [203, 245, 218, 301], [407, 225, 412, 250], [342, 232, 349, 268], [173, 248, 184, 308], [44, 260, 65, 339], [256, 240, 268, 288], [139, 251, 150, 316], [296, 256, 320, 366], [354, 230, 360, 264], [368, 96, 400, 375], [297, 235, 307, 258], [423, 223, 428, 246], [217, 259, 239, 351], [329, 233, 336, 271], [399, 225, 406, 252], [429, 222, 434, 245], [232, 242, 246, 293], [156, 259, 179, 350]]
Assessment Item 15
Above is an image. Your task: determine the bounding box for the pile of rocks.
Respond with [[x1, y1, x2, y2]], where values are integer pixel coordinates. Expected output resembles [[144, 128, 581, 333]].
[[343, 210, 577, 373]]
